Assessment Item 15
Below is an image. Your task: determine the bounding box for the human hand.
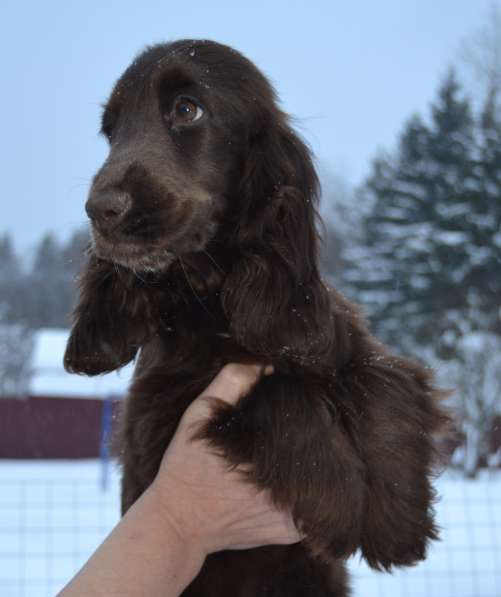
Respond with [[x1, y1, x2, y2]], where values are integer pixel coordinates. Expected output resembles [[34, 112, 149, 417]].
[[149, 363, 302, 557]]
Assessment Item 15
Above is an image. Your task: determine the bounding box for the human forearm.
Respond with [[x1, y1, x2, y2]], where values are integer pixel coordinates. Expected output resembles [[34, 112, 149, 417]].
[[58, 486, 205, 597]]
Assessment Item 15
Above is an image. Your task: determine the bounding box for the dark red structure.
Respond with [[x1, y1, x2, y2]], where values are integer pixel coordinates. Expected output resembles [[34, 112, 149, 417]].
[[0, 396, 121, 458], [1, 395, 498, 463]]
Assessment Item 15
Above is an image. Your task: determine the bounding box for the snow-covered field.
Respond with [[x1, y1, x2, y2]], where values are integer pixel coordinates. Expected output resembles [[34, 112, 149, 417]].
[[0, 461, 500, 597]]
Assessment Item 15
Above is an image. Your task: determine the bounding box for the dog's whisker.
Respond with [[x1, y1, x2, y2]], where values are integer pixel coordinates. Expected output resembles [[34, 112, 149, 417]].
[[131, 265, 147, 283], [202, 248, 226, 274], [179, 256, 215, 320]]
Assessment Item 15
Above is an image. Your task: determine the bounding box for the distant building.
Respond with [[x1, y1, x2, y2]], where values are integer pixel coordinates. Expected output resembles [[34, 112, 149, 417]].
[[0, 328, 134, 459], [31, 328, 133, 398]]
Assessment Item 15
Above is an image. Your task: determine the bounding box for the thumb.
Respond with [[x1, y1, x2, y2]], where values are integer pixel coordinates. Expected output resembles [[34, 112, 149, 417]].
[[187, 363, 273, 424], [198, 363, 272, 406]]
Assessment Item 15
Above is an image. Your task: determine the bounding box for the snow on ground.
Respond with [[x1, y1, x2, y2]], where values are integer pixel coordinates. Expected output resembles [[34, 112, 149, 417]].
[[349, 470, 501, 597], [0, 461, 500, 597], [0, 461, 120, 597]]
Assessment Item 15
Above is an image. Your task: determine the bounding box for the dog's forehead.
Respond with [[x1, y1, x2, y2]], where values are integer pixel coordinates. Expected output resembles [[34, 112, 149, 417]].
[[101, 39, 278, 132], [114, 41, 247, 92], [108, 40, 271, 107]]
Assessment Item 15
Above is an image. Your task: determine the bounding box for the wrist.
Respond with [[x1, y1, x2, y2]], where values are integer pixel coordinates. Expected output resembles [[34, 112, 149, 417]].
[[141, 484, 207, 587], [145, 482, 208, 565]]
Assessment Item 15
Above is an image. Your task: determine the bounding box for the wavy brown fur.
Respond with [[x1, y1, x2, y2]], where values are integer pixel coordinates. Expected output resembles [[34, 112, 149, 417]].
[[64, 39, 448, 596]]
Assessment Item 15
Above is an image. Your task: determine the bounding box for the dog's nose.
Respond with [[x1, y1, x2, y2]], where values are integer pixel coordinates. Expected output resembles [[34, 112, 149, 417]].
[[85, 189, 132, 231]]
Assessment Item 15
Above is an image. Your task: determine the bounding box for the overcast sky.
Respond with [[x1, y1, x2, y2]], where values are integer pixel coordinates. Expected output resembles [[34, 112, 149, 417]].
[[1, 0, 496, 250]]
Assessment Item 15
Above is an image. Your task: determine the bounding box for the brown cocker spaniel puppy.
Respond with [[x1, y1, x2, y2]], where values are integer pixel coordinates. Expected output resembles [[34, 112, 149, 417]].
[[65, 40, 447, 597]]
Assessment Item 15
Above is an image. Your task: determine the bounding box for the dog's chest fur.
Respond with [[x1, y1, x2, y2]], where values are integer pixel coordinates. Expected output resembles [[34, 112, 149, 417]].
[[117, 328, 349, 597]]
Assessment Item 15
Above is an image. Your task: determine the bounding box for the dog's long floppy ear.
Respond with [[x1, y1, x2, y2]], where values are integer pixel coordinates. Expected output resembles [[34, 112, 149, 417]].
[[64, 255, 155, 376], [221, 116, 333, 366]]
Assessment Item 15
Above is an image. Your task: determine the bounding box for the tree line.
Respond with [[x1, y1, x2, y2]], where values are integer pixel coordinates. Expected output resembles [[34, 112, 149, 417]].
[[0, 229, 88, 329], [0, 229, 89, 396]]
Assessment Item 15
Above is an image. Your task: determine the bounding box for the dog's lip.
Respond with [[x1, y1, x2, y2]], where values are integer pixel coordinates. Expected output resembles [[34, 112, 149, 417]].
[[91, 227, 175, 262]]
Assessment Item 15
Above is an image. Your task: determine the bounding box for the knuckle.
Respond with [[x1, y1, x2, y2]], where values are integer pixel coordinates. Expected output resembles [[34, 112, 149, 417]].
[[220, 363, 249, 385], [189, 395, 217, 419]]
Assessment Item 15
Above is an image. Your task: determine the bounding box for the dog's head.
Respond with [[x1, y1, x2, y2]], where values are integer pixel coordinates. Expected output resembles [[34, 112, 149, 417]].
[[87, 40, 314, 271], [67, 40, 333, 374]]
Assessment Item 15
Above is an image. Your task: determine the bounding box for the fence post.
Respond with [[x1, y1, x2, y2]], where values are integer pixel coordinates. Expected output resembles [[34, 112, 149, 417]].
[[99, 395, 114, 491]]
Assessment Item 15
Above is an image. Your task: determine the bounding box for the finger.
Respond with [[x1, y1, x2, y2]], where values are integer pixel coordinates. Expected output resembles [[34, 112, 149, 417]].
[[198, 363, 272, 406]]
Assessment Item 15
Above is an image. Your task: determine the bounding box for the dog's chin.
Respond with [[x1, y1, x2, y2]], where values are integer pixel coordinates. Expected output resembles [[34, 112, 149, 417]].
[[91, 231, 176, 273]]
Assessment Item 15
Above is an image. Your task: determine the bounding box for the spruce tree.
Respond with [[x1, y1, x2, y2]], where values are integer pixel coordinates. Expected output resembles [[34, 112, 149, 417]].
[[473, 89, 501, 336], [0, 233, 19, 279], [345, 69, 501, 475], [33, 233, 64, 276], [61, 227, 90, 278], [0, 233, 22, 322], [346, 71, 484, 356], [26, 233, 72, 328]]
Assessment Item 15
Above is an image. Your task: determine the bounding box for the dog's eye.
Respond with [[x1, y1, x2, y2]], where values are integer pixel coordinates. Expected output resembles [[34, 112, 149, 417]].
[[171, 98, 204, 124], [100, 104, 120, 142], [102, 125, 114, 141]]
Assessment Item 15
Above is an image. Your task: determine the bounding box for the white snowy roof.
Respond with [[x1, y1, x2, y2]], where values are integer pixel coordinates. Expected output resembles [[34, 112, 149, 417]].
[[30, 328, 134, 399]]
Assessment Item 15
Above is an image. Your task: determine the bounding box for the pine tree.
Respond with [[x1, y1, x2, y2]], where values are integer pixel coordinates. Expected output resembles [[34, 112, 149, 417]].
[[473, 89, 501, 336], [61, 227, 90, 278], [0, 229, 91, 329], [0, 310, 33, 397], [33, 233, 64, 276], [0, 233, 22, 323], [346, 71, 485, 356], [346, 70, 501, 476], [319, 170, 359, 284], [0, 233, 19, 279], [25, 233, 72, 328]]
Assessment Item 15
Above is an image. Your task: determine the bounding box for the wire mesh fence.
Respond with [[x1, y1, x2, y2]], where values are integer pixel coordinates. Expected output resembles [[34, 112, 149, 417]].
[[349, 468, 501, 596], [0, 462, 119, 597], [0, 460, 500, 597]]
